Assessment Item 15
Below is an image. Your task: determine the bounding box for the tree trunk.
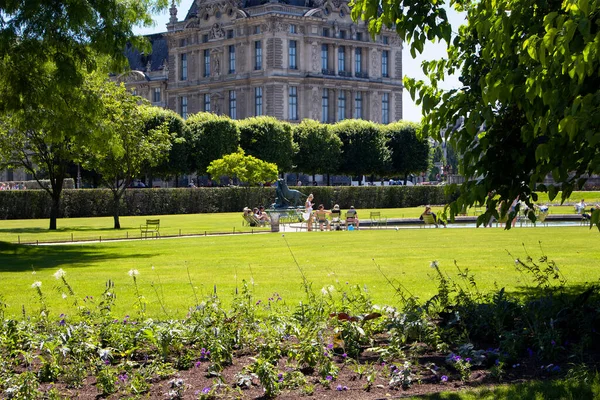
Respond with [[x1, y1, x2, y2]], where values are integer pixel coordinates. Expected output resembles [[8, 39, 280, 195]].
[[327, 173, 331, 186], [312, 173, 316, 186], [404, 173, 408, 185], [49, 194, 60, 230], [175, 174, 179, 188], [113, 193, 121, 229]]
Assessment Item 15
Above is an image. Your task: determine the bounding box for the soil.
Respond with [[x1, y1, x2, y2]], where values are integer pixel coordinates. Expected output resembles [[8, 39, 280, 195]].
[[36, 353, 528, 399]]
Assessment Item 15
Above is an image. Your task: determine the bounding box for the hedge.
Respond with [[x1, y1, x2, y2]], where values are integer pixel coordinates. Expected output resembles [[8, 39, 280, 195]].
[[0, 186, 452, 220]]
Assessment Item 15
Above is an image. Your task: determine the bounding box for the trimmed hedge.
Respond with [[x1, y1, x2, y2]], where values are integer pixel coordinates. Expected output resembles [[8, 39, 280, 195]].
[[0, 186, 452, 219]]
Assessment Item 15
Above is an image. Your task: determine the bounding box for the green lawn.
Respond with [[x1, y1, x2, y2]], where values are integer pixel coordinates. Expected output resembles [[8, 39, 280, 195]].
[[1, 224, 598, 319]]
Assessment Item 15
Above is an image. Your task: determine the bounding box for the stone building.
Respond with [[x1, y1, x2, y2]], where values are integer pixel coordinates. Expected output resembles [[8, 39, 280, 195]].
[[120, 0, 403, 123]]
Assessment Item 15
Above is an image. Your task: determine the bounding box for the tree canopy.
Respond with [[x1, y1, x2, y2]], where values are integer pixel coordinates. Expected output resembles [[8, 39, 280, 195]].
[[207, 149, 278, 186], [293, 119, 342, 181], [352, 0, 600, 229], [0, 0, 169, 113], [239, 116, 296, 173], [385, 121, 430, 183]]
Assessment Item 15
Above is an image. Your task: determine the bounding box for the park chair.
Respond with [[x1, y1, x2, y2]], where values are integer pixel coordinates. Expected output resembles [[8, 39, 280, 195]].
[[345, 210, 359, 230], [140, 219, 160, 238], [243, 213, 266, 227], [420, 213, 437, 228], [369, 211, 387, 229], [330, 210, 342, 231], [536, 210, 549, 227], [314, 210, 331, 231]]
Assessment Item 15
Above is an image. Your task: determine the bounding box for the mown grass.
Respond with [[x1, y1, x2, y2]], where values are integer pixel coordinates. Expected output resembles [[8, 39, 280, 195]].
[[410, 375, 600, 399], [1, 225, 597, 319], [0, 201, 587, 244]]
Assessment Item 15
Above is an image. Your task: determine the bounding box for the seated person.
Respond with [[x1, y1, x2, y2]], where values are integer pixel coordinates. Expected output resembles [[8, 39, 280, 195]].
[[253, 207, 270, 224], [575, 199, 586, 214], [257, 206, 270, 222], [345, 206, 360, 230], [314, 204, 331, 231], [419, 205, 446, 227], [330, 204, 342, 230], [582, 203, 598, 221], [243, 207, 257, 226]]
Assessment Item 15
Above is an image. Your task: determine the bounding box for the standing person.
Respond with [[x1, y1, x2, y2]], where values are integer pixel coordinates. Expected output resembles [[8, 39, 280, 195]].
[[305, 193, 314, 231]]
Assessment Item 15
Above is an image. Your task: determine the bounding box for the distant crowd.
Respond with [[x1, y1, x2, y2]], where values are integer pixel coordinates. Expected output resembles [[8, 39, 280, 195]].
[[0, 182, 27, 190]]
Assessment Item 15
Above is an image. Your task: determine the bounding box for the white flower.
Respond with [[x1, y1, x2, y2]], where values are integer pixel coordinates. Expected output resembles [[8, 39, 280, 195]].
[[62, 293, 68, 299], [514, 258, 520, 265], [128, 269, 139, 277], [31, 281, 42, 288], [53, 268, 66, 279], [430, 260, 439, 269]]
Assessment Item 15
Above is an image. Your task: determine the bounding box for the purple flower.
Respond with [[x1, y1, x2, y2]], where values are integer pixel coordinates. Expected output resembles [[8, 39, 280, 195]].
[[326, 343, 334, 350], [343, 386, 348, 391], [441, 375, 448, 382], [256, 300, 261, 305], [202, 387, 211, 394], [551, 340, 556, 346], [104, 359, 110, 365], [58, 319, 66, 326], [552, 365, 561, 372], [465, 357, 471, 363], [118, 373, 128, 382], [336, 384, 343, 391], [326, 375, 333, 381], [195, 361, 202, 368], [527, 348, 534, 357], [342, 353, 347, 358], [278, 373, 283, 382]]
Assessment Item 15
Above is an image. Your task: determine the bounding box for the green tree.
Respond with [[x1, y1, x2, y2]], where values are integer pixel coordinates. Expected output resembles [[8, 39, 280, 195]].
[[141, 108, 188, 187], [82, 90, 171, 229], [331, 119, 389, 182], [0, 67, 108, 230], [385, 122, 430, 184], [238, 116, 296, 173], [187, 113, 240, 176], [0, 0, 169, 113], [207, 149, 278, 186], [353, 0, 600, 229], [293, 119, 342, 185]]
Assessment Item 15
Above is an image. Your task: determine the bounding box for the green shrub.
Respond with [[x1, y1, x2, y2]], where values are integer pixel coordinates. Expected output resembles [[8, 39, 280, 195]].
[[0, 186, 451, 219]]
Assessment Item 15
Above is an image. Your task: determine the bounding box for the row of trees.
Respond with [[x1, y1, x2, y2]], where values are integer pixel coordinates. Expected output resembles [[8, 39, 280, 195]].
[[149, 114, 430, 188], [0, 73, 429, 230]]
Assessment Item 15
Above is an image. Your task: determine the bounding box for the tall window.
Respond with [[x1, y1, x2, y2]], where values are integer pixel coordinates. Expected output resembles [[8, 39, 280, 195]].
[[338, 46, 345, 73], [255, 87, 263, 116], [180, 96, 188, 119], [381, 50, 389, 77], [229, 45, 236, 74], [382, 93, 389, 124], [321, 89, 329, 123], [153, 87, 161, 103], [355, 48, 362, 74], [337, 90, 346, 121], [254, 41, 262, 70], [204, 93, 211, 112], [290, 24, 297, 34], [289, 86, 298, 120], [229, 90, 237, 119], [321, 44, 328, 71], [180, 53, 187, 80], [289, 40, 297, 69], [354, 92, 362, 119], [204, 49, 210, 77]]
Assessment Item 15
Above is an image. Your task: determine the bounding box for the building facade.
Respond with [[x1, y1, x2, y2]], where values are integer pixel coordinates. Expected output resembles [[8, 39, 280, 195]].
[[121, 0, 403, 123]]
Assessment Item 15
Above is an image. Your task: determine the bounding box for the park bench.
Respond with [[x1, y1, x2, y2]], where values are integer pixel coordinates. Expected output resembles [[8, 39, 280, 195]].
[[140, 219, 160, 238]]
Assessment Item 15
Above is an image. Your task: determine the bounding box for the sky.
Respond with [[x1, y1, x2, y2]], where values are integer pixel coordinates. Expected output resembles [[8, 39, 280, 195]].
[[134, 1, 465, 122]]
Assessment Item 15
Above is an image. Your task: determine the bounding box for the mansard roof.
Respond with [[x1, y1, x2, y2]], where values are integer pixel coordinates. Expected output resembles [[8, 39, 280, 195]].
[[124, 33, 168, 73]]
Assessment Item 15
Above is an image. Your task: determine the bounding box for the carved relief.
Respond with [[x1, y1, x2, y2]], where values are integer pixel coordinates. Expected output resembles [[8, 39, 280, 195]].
[[311, 87, 320, 120], [211, 48, 222, 76], [210, 23, 225, 40], [211, 92, 223, 114], [311, 43, 319, 72], [371, 50, 379, 75], [238, 42, 246, 73], [371, 92, 380, 122]]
